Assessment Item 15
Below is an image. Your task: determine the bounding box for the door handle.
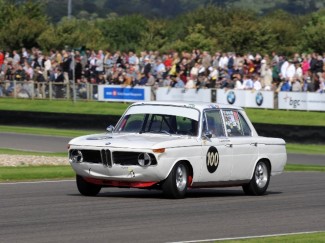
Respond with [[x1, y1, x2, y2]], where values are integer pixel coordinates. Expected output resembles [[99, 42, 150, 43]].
[[225, 144, 233, 148], [250, 142, 257, 146]]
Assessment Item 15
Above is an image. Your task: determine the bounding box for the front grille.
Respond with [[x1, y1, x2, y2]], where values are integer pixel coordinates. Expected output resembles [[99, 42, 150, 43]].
[[113, 152, 157, 166], [100, 149, 112, 167], [80, 150, 102, 163], [70, 149, 156, 167], [70, 149, 112, 167]]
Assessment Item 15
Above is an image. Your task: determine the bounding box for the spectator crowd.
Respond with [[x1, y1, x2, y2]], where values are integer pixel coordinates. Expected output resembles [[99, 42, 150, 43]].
[[0, 47, 325, 98]]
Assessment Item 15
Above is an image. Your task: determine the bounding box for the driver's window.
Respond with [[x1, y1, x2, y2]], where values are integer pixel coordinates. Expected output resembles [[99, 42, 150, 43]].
[[203, 110, 225, 137]]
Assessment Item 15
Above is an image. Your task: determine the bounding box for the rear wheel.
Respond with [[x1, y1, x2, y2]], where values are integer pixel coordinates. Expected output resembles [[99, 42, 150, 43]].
[[76, 175, 102, 196], [242, 161, 270, 196], [162, 162, 188, 199]]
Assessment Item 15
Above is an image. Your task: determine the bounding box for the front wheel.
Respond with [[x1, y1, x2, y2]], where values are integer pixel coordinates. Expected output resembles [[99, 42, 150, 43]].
[[242, 161, 270, 196], [76, 175, 102, 196], [162, 162, 188, 199]]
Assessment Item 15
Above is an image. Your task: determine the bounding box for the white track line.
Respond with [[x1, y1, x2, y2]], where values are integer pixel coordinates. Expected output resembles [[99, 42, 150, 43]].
[[0, 180, 74, 185], [168, 231, 324, 243]]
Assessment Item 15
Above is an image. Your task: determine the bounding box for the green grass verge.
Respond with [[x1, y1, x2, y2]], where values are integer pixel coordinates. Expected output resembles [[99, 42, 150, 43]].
[[1, 97, 325, 126], [0, 98, 129, 115], [0, 165, 74, 182], [286, 143, 325, 155], [0, 163, 323, 183], [0, 125, 101, 137], [0, 148, 66, 157], [245, 108, 325, 127], [218, 232, 325, 243], [285, 164, 325, 172]]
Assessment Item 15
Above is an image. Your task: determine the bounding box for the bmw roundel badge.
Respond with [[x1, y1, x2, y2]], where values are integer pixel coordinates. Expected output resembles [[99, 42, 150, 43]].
[[227, 91, 236, 105]]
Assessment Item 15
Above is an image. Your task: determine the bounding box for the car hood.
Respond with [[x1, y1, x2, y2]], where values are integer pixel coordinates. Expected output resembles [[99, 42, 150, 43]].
[[69, 133, 197, 149]]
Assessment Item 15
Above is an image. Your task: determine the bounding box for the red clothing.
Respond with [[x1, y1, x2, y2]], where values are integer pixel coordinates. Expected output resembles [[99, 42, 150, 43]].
[[302, 60, 310, 75], [164, 58, 172, 69], [0, 52, 4, 66]]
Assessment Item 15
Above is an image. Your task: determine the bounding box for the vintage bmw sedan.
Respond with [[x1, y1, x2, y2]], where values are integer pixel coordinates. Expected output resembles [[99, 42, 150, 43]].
[[68, 101, 287, 199]]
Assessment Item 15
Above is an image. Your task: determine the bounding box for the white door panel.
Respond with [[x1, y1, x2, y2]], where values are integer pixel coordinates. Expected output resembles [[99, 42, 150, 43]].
[[199, 138, 233, 182], [229, 137, 258, 180]]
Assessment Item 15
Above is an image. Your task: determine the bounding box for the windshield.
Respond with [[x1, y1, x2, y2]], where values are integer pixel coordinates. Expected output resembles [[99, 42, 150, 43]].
[[115, 113, 199, 136]]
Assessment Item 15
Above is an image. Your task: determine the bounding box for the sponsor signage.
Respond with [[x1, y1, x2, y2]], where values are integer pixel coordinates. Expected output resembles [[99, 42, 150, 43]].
[[217, 90, 274, 109], [98, 85, 151, 102], [278, 92, 325, 111], [156, 88, 211, 102]]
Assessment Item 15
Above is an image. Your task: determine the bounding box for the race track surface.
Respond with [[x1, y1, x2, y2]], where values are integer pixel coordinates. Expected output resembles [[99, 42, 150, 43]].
[[0, 172, 324, 243], [1, 132, 324, 165]]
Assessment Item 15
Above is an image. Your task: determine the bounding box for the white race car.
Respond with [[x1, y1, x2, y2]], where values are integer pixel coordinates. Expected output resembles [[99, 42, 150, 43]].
[[68, 101, 287, 199]]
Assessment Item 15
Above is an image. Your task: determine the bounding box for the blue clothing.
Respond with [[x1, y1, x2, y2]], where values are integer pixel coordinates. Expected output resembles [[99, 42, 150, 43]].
[[281, 81, 291, 91]]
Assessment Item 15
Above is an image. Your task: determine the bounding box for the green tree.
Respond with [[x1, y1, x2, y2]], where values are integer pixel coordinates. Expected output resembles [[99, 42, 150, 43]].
[[97, 15, 148, 52], [38, 18, 106, 51], [302, 9, 325, 53], [0, 0, 49, 50]]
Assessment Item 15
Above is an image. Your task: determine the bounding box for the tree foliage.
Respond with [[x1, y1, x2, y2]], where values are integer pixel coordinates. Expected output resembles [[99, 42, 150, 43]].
[[0, 0, 48, 50], [0, 0, 325, 55]]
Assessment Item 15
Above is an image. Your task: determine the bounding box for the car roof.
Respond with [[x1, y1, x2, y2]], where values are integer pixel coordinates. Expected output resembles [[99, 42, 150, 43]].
[[131, 101, 244, 112]]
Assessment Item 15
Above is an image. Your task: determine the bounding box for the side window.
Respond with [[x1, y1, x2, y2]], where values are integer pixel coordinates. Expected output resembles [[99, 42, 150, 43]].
[[238, 112, 252, 136], [203, 110, 225, 137], [222, 110, 244, 137]]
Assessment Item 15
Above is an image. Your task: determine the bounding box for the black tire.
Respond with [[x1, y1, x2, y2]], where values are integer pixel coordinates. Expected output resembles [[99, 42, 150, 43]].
[[162, 162, 188, 199], [242, 161, 270, 196], [76, 175, 102, 196]]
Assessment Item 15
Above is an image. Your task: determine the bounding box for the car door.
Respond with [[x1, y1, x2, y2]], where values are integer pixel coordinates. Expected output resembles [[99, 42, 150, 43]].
[[198, 109, 233, 184], [222, 109, 258, 181]]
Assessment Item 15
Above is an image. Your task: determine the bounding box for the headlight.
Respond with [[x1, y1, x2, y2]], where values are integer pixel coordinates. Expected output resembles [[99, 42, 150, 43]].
[[69, 150, 83, 163], [138, 153, 151, 167]]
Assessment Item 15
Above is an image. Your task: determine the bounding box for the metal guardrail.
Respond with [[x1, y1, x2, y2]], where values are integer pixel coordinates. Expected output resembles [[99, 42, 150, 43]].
[[0, 80, 99, 100]]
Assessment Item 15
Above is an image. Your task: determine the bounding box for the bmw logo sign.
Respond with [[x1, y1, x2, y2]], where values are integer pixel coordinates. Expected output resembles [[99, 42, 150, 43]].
[[227, 91, 236, 105], [255, 92, 263, 106]]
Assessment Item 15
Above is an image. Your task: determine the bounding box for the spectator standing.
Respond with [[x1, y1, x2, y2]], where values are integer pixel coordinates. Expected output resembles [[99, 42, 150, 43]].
[[263, 65, 273, 91], [12, 50, 20, 66], [62, 51, 71, 83], [243, 74, 254, 90], [253, 75, 262, 91], [291, 76, 302, 92], [143, 57, 151, 77], [219, 53, 229, 70], [285, 60, 296, 80]]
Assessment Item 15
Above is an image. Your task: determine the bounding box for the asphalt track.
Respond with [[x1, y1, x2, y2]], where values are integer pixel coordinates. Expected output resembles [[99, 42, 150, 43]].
[[0, 172, 324, 243], [0, 132, 324, 165]]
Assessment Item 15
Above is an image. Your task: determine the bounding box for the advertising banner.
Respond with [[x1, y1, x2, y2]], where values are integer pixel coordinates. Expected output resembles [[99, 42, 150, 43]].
[[98, 85, 151, 102], [156, 88, 212, 102], [278, 92, 325, 111], [216, 89, 274, 109]]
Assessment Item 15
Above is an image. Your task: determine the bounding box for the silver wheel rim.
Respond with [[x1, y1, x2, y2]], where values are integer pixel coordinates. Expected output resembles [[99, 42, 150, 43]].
[[176, 164, 187, 191], [254, 162, 268, 189]]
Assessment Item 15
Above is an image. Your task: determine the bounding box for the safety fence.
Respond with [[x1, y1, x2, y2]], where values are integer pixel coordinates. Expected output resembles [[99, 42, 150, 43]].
[[1, 81, 324, 111]]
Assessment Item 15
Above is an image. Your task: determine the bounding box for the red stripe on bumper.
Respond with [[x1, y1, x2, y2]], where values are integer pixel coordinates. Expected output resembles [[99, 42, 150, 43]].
[[84, 177, 157, 188]]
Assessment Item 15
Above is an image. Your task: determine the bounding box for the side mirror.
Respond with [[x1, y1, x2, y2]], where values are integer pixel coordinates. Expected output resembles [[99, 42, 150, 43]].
[[203, 131, 212, 139], [106, 125, 115, 133]]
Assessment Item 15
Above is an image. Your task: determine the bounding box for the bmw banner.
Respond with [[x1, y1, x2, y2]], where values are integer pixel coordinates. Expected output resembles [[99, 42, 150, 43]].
[[217, 90, 274, 109], [98, 85, 151, 102]]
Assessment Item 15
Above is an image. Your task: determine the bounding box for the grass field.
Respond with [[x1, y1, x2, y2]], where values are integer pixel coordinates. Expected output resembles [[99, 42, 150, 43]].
[[1, 98, 325, 126], [0, 163, 324, 182], [217, 232, 325, 243]]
